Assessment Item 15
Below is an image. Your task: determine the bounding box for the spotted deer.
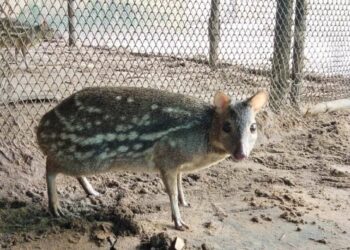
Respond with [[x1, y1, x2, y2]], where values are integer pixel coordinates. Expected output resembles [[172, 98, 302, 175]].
[[37, 87, 268, 230], [0, 18, 54, 69]]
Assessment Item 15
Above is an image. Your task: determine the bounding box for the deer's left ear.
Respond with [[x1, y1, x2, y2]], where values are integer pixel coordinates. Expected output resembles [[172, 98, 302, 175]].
[[214, 91, 231, 114], [247, 91, 268, 113]]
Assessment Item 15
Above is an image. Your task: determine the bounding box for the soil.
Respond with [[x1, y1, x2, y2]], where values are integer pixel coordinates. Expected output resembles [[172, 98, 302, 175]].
[[0, 109, 349, 249]]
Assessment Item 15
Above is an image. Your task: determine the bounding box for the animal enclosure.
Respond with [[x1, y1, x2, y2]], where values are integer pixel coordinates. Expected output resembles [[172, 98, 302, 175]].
[[1, 0, 350, 151], [0, 0, 349, 249]]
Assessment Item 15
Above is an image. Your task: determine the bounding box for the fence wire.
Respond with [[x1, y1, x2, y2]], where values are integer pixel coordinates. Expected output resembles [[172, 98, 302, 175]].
[[0, 0, 349, 157]]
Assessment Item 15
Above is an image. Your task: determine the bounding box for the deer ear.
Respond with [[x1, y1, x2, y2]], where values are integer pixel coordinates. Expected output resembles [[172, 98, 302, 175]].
[[247, 90, 268, 112], [214, 91, 231, 113]]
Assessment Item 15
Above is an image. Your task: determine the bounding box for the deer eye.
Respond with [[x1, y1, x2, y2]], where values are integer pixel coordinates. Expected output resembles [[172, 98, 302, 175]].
[[250, 123, 257, 133], [222, 122, 231, 133]]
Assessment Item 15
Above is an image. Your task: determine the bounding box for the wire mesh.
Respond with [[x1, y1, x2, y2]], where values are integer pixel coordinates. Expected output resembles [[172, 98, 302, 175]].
[[0, 0, 349, 157]]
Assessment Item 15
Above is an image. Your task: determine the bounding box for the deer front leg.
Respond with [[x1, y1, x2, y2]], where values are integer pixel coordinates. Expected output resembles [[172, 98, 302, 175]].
[[160, 169, 189, 230]]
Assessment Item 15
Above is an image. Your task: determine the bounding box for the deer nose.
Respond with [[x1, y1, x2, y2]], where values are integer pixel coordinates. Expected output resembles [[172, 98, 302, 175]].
[[233, 142, 247, 161]]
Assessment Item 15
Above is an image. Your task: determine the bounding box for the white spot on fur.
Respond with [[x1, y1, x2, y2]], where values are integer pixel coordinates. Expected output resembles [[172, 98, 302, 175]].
[[116, 134, 127, 141], [126, 151, 135, 157], [116, 96, 122, 101], [117, 145, 129, 153], [74, 95, 83, 107], [139, 114, 150, 125], [163, 107, 191, 116], [139, 123, 194, 141], [128, 131, 139, 140], [54, 109, 75, 132], [163, 107, 174, 113], [39, 132, 48, 139], [74, 125, 84, 131], [86, 107, 102, 113], [133, 143, 143, 150], [60, 133, 68, 140], [68, 145, 76, 152], [95, 120, 102, 125], [43, 120, 50, 126], [81, 134, 105, 145], [67, 134, 78, 141], [151, 104, 158, 110], [131, 117, 139, 124], [120, 116, 126, 121], [81, 151, 95, 159], [103, 115, 110, 120], [115, 125, 127, 132], [99, 151, 117, 160], [127, 97, 134, 103], [169, 141, 177, 148], [74, 152, 82, 159], [105, 133, 116, 142]]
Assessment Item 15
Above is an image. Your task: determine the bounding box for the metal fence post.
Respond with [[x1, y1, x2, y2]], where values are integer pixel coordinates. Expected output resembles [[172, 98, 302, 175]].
[[68, 0, 75, 46], [270, 0, 294, 111], [291, 0, 307, 108], [208, 0, 220, 68]]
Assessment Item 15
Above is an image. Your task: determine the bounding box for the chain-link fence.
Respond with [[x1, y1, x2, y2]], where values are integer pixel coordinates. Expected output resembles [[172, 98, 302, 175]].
[[1, 0, 350, 157]]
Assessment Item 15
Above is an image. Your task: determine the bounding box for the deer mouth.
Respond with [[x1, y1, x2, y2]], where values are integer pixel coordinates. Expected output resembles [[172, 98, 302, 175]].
[[232, 147, 247, 161]]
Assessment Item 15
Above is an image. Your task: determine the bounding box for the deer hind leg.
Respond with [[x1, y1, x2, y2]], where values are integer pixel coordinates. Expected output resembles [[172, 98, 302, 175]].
[[177, 172, 190, 207], [77, 176, 100, 196], [46, 158, 64, 217]]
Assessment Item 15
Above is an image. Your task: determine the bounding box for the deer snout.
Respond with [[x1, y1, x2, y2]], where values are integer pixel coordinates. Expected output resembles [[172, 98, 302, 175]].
[[233, 142, 247, 161]]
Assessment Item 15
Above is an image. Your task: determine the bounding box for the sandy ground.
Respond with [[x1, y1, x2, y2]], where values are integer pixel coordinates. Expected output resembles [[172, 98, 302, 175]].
[[0, 108, 349, 249]]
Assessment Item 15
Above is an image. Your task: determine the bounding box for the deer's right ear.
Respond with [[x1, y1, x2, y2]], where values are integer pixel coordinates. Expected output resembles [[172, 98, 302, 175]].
[[247, 90, 268, 113], [214, 91, 230, 114]]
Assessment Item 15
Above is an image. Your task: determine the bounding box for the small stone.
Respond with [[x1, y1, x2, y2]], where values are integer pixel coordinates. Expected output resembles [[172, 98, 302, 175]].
[[251, 216, 259, 223], [25, 190, 41, 202], [201, 243, 215, 250], [139, 188, 148, 194], [260, 214, 272, 221], [188, 173, 200, 181], [172, 237, 185, 250], [310, 238, 327, 244], [203, 221, 214, 229], [296, 226, 302, 231], [250, 202, 257, 207], [89, 197, 99, 205], [283, 194, 292, 201], [25, 190, 35, 198], [68, 233, 81, 244], [281, 177, 295, 186]]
